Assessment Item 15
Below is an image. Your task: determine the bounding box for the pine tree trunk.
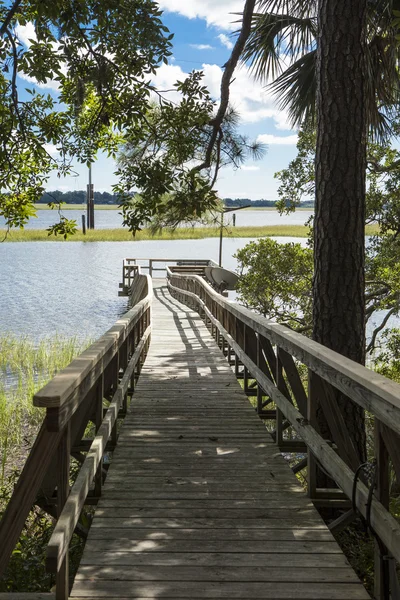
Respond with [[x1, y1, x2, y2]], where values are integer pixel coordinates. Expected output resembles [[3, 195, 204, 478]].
[[313, 0, 367, 460]]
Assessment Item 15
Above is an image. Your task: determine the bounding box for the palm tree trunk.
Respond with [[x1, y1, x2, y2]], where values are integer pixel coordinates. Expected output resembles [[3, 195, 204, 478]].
[[313, 0, 367, 460]]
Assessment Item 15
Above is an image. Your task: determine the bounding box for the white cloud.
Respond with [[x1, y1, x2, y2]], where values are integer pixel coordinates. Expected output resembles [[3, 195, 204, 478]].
[[15, 22, 36, 47], [190, 44, 214, 50], [152, 62, 295, 130], [44, 143, 59, 155], [241, 165, 260, 171], [15, 22, 66, 91], [218, 33, 234, 50], [158, 0, 244, 30], [257, 134, 299, 145]]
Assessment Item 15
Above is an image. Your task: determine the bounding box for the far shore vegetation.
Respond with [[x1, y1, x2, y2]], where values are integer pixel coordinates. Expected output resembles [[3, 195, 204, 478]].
[[1, 224, 379, 242], [33, 203, 314, 211]]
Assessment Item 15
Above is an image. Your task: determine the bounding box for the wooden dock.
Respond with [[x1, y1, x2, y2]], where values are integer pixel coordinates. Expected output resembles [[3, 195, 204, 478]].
[[70, 283, 369, 600]]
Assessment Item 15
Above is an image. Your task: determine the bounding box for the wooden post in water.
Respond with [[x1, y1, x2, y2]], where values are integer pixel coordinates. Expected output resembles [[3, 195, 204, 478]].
[[81, 214, 86, 235], [87, 164, 95, 229]]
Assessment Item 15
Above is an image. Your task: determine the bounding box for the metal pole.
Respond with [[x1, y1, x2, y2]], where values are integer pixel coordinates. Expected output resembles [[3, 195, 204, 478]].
[[88, 165, 95, 229], [219, 212, 224, 267], [86, 181, 90, 229]]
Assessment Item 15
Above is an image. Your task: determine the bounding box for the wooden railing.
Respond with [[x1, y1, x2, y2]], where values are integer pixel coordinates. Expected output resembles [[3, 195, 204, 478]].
[[0, 272, 152, 599], [119, 257, 217, 295], [167, 268, 400, 600]]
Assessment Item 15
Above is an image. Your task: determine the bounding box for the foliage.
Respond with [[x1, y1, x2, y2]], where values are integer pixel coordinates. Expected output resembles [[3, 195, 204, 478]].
[[116, 73, 266, 231], [270, 119, 400, 353], [0, 472, 85, 593], [373, 328, 400, 381], [0, 474, 54, 592], [235, 237, 313, 331], [242, 0, 400, 137], [274, 121, 315, 214], [0, 334, 89, 482], [0, 0, 173, 235]]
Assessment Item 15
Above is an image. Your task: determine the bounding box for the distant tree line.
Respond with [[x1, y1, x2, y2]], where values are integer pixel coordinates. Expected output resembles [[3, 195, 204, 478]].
[[223, 198, 314, 208], [38, 190, 120, 205]]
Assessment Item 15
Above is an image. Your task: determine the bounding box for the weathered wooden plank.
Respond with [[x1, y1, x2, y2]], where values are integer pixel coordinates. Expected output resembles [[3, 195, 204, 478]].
[[81, 538, 343, 554], [86, 527, 334, 542], [93, 507, 316, 519], [95, 498, 313, 509], [75, 565, 359, 583], [0, 595, 55, 599], [90, 517, 326, 530], [79, 551, 349, 567], [70, 580, 369, 599], [70, 283, 368, 600]]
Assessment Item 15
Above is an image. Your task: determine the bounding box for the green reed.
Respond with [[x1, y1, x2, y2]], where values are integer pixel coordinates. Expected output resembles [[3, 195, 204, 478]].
[[0, 224, 380, 242], [0, 334, 89, 482]]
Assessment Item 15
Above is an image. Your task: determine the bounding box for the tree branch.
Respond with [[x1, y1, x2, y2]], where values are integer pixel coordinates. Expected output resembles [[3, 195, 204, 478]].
[[0, 0, 22, 36], [366, 307, 397, 353], [4, 28, 25, 137], [193, 0, 256, 174]]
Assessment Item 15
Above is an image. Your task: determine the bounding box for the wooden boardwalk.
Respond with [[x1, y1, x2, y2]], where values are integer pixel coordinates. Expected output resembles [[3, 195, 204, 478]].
[[71, 284, 369, 599]]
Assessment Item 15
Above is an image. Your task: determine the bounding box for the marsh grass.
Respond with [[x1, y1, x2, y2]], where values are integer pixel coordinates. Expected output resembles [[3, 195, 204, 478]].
[[0, 334, 89, 482], [1, 224, 379, 242]]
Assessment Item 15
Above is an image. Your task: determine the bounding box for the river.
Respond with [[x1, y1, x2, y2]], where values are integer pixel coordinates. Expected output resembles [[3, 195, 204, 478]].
[[0, 209, 313, 230], [0, 236, 308, 341]]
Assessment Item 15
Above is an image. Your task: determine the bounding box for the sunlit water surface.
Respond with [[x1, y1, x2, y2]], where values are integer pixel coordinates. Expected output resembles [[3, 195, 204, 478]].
[[0, 237, 308, 341]]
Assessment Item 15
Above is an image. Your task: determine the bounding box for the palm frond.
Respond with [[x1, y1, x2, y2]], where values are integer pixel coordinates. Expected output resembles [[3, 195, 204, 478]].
[[268, 50, 316, 128], [256, 0, 317, 19], [242, 11, 316, 82]]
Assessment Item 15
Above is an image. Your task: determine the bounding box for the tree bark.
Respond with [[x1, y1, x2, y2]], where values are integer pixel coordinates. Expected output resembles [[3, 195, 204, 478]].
[[313, 0, 367, 460]]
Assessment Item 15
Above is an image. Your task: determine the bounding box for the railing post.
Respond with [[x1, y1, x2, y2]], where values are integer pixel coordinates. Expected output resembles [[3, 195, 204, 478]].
[[307, 371, 318, 499], [111, 352, 119, 447], [374, 419, 391, 600], [243, 324, 249, 394], [94, 375, 104, 498], [256, 335, 263, 414], [56, 421, 71, 600], [275, 348, 284, 447]]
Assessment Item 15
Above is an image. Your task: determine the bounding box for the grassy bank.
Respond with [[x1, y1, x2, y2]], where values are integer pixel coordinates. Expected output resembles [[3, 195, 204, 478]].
[[0, 334, 91, 592], [1, 224, 379, 242], [0, 334, 89, 482]]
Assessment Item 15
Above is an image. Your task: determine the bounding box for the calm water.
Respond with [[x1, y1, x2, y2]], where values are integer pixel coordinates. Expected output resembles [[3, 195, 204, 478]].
[[0, 209, 313, 230], [0, 237, 307, 341], [1, 234, 389, 344]]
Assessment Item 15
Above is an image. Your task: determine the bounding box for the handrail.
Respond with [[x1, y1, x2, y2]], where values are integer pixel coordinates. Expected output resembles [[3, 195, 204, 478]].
[[119, 258, 217, 292], [46, 328, 151, 575], [167, 270, 400, 434], [166, 268, 400, 596], [0, 274, 152, 599]]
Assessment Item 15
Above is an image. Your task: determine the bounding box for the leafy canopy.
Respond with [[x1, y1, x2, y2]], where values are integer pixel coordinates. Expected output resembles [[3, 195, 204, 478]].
[[116, 72, 266, 232], [235, 237, 313, 332], [242, 0, 400, 137], [0, 0, 173, 234], [237, 119, 400, 353]]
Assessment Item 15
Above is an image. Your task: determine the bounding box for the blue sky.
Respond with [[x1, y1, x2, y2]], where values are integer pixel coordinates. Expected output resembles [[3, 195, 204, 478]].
[[18, 1, 300, 200]]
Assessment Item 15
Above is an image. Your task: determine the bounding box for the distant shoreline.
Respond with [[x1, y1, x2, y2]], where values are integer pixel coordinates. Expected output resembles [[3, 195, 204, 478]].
[[1, 224, 378, 242], [33, 204, 314, 212]]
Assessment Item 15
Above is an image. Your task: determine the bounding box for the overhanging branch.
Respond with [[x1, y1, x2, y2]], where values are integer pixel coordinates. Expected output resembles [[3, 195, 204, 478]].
[[193, 0, 256, 176]]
